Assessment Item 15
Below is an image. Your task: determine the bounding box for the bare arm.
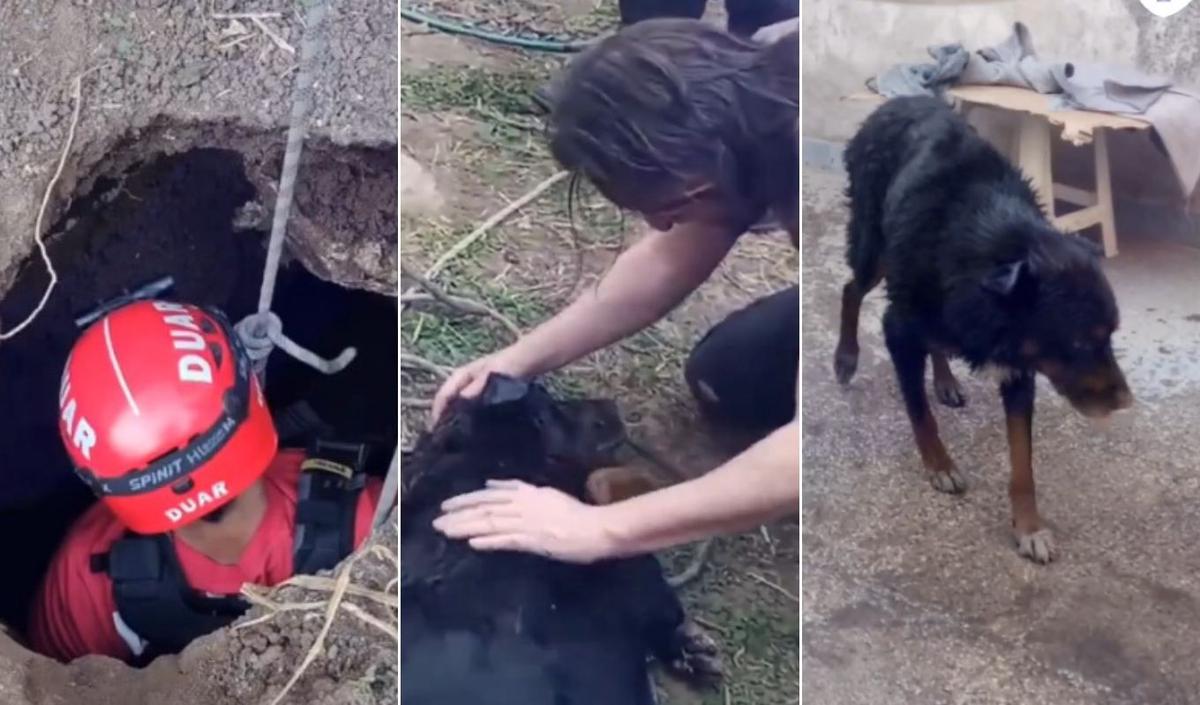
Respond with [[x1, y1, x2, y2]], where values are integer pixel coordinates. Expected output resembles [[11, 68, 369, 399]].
[[599, 360, 800, 555], [432, 220, 740, 419]]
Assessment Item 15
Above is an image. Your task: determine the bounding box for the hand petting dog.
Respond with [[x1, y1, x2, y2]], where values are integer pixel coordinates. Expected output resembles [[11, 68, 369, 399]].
[[433, 479, 618, 564]]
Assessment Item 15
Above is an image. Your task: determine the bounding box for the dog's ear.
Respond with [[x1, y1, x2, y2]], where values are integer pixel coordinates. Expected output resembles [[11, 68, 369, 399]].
[[982, 259, 1030, 296], [479, 374, 531, 406]]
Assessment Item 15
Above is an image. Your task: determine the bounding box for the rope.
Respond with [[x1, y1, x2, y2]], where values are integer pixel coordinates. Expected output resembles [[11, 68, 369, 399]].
[[0, 68, 98, 341], [372, 447, 399, 531], [400, 8, 597, 53], [236, 0, 355, 380], [258, 2, 324, 314], [235, 311, 356, 376], [232, 1, 397, 542]]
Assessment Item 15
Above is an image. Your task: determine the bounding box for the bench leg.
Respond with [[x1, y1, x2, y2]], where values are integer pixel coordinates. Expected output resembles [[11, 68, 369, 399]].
[[1017, 113, 1055, 218], [1094, 128, 1118, 257]]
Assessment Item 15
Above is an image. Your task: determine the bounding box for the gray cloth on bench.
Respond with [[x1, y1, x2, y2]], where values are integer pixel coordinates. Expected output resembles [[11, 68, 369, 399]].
[[958, 21, 1060, 94], [867, 42, 970, 97], [869, 21, 1200, 197]]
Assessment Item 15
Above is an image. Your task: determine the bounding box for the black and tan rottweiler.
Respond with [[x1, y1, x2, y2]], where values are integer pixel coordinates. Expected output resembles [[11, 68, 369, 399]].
[[836, 96, 1132, 563], [400, 375, 719, 705]]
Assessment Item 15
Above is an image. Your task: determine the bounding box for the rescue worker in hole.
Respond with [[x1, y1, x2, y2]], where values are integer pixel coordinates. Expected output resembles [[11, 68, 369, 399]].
[[431, 19, 800, 563], [29, 299, 383, 664]]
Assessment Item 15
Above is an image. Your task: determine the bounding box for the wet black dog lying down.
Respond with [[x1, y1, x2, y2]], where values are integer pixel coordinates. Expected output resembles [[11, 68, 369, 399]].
[[400, 375, 719, 705], [836, 96, 1133, 564]]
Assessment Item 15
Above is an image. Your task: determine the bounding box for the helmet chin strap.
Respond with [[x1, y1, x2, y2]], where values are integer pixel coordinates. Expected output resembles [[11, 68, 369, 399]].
[[175, 482, 267, 563]]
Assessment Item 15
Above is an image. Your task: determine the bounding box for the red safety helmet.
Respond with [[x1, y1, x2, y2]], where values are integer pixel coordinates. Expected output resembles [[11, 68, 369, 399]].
[[59, 300, 277, 534]]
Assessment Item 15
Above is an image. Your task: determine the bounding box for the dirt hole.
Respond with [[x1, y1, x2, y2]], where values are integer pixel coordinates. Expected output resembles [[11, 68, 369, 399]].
[[0, 147, 398, 649]]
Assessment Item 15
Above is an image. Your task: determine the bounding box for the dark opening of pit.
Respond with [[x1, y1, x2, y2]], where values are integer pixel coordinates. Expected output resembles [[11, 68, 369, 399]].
[[0, 147, 397, 640]]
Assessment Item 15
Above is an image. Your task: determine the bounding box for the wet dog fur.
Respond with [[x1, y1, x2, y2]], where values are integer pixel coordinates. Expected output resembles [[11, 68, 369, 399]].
[[400, 375, 718, 705], [835, 96, 1132, 563]]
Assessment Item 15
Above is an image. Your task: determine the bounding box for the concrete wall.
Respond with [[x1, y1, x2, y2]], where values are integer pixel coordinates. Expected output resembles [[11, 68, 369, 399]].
[[803, 0, 1200, 221]]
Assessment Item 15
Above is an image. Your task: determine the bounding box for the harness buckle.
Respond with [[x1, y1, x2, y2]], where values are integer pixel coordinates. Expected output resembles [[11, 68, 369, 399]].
[[300, 457, 355, 480]]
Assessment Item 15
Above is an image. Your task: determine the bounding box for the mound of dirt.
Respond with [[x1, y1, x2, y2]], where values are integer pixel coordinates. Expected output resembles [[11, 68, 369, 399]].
[[0, 0, 397, 296], [251, 142, 399, 295]]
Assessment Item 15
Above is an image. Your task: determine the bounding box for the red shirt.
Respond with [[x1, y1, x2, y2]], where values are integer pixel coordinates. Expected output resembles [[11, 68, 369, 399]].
[[29, 450, 383, 663]]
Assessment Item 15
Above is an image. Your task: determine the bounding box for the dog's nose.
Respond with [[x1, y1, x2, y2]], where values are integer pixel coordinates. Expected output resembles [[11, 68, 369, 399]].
[[1114, 387, 1134, 410]]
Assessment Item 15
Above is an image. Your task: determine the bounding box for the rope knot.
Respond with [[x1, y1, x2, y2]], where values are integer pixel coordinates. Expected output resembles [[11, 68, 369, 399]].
[[235, 311, 356, 378]]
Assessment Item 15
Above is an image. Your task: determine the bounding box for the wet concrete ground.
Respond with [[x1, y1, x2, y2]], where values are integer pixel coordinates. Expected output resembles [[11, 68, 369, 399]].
[[801, 167, 1200, 705]]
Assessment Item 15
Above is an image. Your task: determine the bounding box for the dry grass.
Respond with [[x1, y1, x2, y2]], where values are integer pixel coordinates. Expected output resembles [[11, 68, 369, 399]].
[[237, 544, 399, 705]]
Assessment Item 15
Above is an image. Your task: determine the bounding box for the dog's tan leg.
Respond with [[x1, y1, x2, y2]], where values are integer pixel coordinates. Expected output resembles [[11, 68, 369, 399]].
[[884, 309, 967, 494], [1001, 372, 1055, 563], [585, 466, 661, 505], [911, 409, 965, 493], [834, 270, 882, 386]]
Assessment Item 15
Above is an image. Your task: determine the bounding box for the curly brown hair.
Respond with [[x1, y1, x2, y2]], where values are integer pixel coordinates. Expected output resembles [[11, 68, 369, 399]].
[[548, 19, 798, 233]]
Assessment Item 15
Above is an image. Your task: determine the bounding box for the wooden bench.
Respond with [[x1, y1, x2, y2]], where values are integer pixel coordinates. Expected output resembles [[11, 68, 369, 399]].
[[847, 86, 1153, 257]]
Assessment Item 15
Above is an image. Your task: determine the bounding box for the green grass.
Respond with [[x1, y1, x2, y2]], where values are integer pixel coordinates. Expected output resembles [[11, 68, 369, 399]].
[[400, 57, 629, 250], [715, 607, 801, 704], [409, 0, 619, 42], [561, 0, 620, 36], [403, 311, 496, 368], [402, 272, 553, 368], [654, 530, 801, 705], [401, 63, 555, 114]]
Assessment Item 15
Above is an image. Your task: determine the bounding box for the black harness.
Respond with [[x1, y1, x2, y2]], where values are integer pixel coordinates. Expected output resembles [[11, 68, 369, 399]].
[[90, 440, 369, 663]]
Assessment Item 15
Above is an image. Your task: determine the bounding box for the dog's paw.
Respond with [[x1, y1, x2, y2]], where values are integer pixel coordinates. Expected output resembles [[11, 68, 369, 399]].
[[1014, 528, 1056, 564], [928, 467, 967, 494], [933, 376, 967, 408], [668, 620, 723, 682], [834, 347, 858, 385]]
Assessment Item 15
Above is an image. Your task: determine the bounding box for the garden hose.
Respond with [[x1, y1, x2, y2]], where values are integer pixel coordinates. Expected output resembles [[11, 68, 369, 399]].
[[400, 8, 598, 53]]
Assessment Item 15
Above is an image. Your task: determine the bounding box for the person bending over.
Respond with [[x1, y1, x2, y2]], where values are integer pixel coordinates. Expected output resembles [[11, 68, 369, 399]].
[[433, 19, 799, 563]]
